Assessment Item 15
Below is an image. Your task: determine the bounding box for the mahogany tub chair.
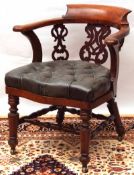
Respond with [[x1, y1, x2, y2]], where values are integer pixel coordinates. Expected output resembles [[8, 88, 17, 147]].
[[5, 4, 131, 173]]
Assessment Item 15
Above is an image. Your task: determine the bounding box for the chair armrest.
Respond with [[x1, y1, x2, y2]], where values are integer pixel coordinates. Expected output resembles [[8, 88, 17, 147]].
[[13, 18, 65, 62], [105, 25, 130, 46], [13, 18, 64, 32]]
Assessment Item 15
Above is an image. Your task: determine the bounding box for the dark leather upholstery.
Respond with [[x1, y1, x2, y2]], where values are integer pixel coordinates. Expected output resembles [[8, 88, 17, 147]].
[[5, 60, 111, 102]]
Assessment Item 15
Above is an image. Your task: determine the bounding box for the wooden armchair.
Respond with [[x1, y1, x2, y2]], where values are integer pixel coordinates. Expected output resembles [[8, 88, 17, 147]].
[[5, 4, 131, 173]]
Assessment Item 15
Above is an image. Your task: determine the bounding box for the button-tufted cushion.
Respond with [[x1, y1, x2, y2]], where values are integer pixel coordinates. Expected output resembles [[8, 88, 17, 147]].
[[5, 60, 111, 102]]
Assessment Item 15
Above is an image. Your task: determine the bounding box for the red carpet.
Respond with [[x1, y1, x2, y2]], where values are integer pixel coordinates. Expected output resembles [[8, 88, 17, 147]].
[[0, 115, 134, 175]]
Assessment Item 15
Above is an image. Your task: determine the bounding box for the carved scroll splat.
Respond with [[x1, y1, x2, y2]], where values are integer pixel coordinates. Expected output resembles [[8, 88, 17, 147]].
[[80, 24, 111, 64], [51, 23, 69, 60]]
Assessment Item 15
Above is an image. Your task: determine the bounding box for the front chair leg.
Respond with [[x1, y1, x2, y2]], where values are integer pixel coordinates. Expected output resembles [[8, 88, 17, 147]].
[[107, 98, 125, 141], [80, 109, 91, 173], [8, 95, 19, 154]]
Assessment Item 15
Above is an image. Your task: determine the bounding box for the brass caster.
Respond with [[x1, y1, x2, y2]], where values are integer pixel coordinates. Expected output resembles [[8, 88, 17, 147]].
[[10, 149, 16, 155], [82, 167, 88, 173], [117, 134, 124, 142]]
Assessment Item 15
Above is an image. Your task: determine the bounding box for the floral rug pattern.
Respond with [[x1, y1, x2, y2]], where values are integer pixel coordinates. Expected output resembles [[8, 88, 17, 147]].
[[0, 115, 134, 175]]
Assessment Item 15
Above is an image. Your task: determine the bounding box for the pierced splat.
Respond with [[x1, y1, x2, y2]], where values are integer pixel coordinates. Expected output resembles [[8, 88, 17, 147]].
[[51, 23, 69, 60], [80, 24, 111, 64]]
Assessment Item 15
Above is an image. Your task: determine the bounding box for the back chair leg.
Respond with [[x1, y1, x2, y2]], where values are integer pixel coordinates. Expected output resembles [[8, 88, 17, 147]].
[[8, 95, 19, 154], [80, 109, 91, 173], [107, 98, 125, 141], [56, 106, 65, 127]]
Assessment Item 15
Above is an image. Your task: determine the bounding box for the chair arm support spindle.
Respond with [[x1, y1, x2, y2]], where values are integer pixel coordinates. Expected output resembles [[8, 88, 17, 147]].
[[22, 31, 42, 62], [107, 43, 119, 96], [105, 24, 130, 96]]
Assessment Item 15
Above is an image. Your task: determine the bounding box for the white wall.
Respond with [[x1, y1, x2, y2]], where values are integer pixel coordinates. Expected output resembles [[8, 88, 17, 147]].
[[0, 0, 134, 116]]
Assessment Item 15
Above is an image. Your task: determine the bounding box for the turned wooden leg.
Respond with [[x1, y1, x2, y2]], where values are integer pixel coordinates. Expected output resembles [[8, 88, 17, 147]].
[[107, 98, 125, 141], [8, 95, 19, 154], [56, 106, 65, 127], [80, 109, 91, 173]]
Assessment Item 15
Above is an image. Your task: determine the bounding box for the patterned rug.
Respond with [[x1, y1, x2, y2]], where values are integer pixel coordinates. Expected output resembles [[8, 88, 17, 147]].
[[0, 114, 134, 175]]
